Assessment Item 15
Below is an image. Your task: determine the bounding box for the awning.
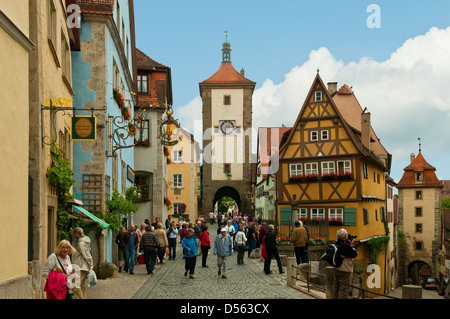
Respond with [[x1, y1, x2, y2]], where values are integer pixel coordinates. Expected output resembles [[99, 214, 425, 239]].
[[358, 235, 388, 243], [72, 205, 110, 230]]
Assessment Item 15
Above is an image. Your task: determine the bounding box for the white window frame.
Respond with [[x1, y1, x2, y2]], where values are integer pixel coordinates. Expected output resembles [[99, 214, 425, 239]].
[[321, 161, 335, 175], [311, 208, 325, 220], [305, 162, 318, 175], [172, 150, 183, 163], [310, 131, 319, 142], [315, 91, 323, 102], [289, 163, 303, 177], [328, 208, 344, 220], [337, 160, 352, 174], [296, 208, 308, 220], [172, 173, 184, 189], [321, 130, 329, 141]]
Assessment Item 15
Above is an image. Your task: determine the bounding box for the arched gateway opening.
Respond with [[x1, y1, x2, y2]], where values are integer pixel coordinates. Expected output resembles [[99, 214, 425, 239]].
[[213, 186, 241, 216], [407, 260, 431, 285]]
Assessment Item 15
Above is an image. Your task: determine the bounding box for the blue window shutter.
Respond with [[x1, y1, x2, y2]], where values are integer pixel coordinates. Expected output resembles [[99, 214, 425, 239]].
[[344, 207, 357, 226], [280, 207, 292, 225]]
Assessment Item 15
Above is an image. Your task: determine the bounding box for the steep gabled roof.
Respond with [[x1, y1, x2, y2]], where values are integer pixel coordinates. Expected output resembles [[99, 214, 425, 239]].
[[199, 63, 256, 86], [279, 73, 388, 171], [397, 152, 443, 188], [136, 48, 169, 71], [332, 85, 389, 158]]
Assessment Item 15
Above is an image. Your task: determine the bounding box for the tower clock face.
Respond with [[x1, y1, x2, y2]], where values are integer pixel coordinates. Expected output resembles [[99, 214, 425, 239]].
[[219, 120, 236, 135]]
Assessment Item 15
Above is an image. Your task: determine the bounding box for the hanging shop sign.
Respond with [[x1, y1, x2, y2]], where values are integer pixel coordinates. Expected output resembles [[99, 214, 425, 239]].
[[71, 116, 97, 141], [160, 106, 182, 146], [127, 165, 135, 183]]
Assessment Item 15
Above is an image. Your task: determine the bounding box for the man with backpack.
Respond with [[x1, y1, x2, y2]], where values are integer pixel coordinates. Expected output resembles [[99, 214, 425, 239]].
[[330, 228, 358, 299]]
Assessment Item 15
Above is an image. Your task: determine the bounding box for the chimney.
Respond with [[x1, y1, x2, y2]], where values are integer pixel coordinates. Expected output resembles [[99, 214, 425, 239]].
[[361, 112, 371, 151], [240, 68, 245, 76], [410, 153, 416, 163], [328, 82, 338, 95]]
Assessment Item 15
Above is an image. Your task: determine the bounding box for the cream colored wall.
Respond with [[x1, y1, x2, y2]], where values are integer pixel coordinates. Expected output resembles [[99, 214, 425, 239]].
[[0, 26, 30, 283], [40, 0, 74, 255], [1, 0, 29, 36], [402, 188, 437, 252], [211, 89, 244, 180]]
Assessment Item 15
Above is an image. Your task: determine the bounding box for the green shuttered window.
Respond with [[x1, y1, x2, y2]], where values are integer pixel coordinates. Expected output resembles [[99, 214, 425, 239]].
[[344, 207, 357, 226], [280, 207, 292, 225]]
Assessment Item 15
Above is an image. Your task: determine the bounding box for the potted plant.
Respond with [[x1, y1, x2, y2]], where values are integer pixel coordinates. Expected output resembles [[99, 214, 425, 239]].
[[329, 217, 343, 225], [322, 172, 338, 180]]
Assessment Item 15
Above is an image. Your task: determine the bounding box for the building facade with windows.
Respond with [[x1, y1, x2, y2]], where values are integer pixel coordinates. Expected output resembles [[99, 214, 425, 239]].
[[397, 151, 443, 285], [167, 128, 201, 223], [276, 73, 392, 295], [71, 0, 137, 267], [133, 48, 172, 227], [254, 127, 291, 222], [199, 39, 255, 216]]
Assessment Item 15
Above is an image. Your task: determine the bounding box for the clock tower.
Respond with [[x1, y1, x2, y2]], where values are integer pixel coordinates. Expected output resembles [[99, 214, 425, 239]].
[[199, 38, 256, 217]]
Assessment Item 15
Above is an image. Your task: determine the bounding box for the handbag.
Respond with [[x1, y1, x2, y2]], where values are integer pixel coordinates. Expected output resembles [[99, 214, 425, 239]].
[[261, 236, 268, 259], [56, 255, 73, 299], [87, 269, 97, 287]]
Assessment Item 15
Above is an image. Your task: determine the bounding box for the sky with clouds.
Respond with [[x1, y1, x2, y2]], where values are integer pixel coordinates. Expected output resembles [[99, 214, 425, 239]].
[[134, 0, 450, 184]]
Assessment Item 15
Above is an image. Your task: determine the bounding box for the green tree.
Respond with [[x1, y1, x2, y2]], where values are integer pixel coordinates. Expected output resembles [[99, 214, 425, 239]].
[[442, 198, 450, 209], [46, 146, 76, 240], [218, 196, 235, 213], [105, 188, 139, 232]]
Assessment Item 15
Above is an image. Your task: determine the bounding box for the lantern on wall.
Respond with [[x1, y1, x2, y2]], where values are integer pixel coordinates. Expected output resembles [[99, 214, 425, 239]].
[[160, 106, 182, 146]]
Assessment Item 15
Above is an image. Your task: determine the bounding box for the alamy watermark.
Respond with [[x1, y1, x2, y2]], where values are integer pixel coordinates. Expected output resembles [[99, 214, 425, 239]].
[[66, 4, 82, 29], [367, 4, 381, 29]]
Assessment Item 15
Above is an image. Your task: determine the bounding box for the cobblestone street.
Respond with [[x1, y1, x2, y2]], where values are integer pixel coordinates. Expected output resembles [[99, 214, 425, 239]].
[[134, 224, 313, 299], [88, 223, 314, 299]]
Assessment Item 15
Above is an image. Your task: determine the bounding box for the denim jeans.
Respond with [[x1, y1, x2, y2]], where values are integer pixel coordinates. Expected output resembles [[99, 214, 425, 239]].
[[168, 237, 177, 259], [124, 247, 136, 273], [143, 247, 157, 274], [247, 238, 256, 257]]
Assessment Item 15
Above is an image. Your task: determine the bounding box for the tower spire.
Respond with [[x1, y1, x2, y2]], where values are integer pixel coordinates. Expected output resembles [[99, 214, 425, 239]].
[[418, 137, 422, 153], [222, 31, 231, 63]]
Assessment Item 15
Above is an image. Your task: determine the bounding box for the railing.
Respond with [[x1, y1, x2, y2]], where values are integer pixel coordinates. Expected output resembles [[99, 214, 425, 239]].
[[285, 257, 402, 299]]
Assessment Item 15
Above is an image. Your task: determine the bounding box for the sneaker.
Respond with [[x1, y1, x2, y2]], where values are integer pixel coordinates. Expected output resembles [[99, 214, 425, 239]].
[[189, 275, 195, 279], [222, 275, 227, 279], [218, 270, 221, 276], [130, 272, 134, 275], [184, 271, 188, 277]]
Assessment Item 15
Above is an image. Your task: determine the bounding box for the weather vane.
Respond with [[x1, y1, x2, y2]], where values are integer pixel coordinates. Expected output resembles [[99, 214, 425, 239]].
[[418, 138, 422, 153], [224, 30, 228, 41]]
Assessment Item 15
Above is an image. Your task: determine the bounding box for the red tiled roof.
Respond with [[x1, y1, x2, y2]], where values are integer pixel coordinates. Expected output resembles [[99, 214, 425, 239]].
[[442, 180, 450, 200], [337, 84, 354, 95], [200, 63, 255, 86], [397, 153, 443, 188], [77, 0, 114, 14], [136, 48, 169, 70]]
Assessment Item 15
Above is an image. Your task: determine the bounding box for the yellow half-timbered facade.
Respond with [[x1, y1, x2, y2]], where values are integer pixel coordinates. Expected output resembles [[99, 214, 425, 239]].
[[277, 73, 392, 295]]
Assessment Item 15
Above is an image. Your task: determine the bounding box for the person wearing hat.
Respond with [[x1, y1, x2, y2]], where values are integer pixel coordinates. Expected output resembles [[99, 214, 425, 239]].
[[291, 220, 309, 265], [182, 228, 198, 279], [213, 228, 233, 279]]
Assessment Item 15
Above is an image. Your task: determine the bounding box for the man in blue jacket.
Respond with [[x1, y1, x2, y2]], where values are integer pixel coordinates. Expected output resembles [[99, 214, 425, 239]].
[[213, 228, 233, 279], [182, 229, 198, 279]]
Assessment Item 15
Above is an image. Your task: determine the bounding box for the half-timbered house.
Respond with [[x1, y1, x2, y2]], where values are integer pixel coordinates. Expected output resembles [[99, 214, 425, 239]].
[[276, 72, 392, 295]]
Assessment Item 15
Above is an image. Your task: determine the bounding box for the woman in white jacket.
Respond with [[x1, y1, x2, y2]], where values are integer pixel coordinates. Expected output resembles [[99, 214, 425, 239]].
[[72, 227, 93, 299]]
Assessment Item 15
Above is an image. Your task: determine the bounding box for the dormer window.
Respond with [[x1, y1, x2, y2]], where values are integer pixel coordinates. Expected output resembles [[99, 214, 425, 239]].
[[415, 172, 423, 184], [315, 91, 323, 102]]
